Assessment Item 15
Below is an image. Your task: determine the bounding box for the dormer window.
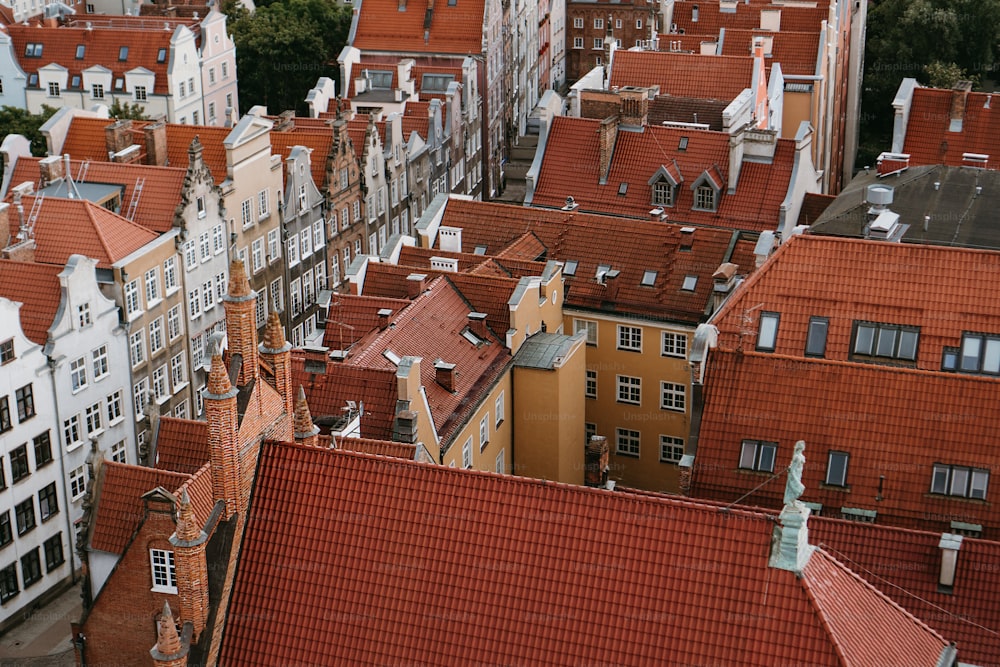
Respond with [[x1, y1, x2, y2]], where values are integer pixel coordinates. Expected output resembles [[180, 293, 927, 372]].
[[647, 161, 683, 208], [694, 185, 716, 211], [691, 168, 723, 211], [652, 181, 675, 207]]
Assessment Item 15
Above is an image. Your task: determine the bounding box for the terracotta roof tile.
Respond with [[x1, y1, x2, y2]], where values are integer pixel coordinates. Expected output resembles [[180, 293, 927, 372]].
[[796, 192, 836, 227], [648, 96, 729, 131], [220, 442, 949, 666], [716, 28, 820, 76], [668, 0, 830, 35], [322, 294, 412, 349], [332, 436, 417, 459], [532, 115, 796, 232], [0, 259, 62, 345], [610, 51, 754, 101], [8, 156, 187, 233], [5, 196, 158, 268], [268, 128, 332, 189], [154, 417, 209, 475], [902, 87, 1000, 169], [352, 0, 486, 55]]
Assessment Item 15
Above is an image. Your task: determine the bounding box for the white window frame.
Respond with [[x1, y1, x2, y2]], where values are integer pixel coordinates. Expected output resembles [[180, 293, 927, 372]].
[[661, 332, 687, 358], [617, 325, 641, 352], [616, 428, 640, 457], [659, 435, 684, 463], [660, 381, 686, 412], [149, 548, 177, 593], [574, 319, 598, 346], [616, 375, 641, 405]]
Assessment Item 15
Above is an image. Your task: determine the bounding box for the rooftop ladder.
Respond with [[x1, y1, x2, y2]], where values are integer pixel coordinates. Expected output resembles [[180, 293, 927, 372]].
[[125, 177, 144, 221]]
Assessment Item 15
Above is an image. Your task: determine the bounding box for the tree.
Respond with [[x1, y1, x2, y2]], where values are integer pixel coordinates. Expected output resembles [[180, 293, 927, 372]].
[[108, 99, 148, 121], [227, 0, 352, 116], [923, 62, 978, 90], [0, 105, 58, 156]]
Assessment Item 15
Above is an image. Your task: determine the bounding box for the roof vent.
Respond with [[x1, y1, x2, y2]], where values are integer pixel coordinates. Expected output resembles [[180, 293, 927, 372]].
[[562, 196, 578, 211], [961, 152, 989, 168], [866, 184, 893, 208], [938, 533, 963, 592]]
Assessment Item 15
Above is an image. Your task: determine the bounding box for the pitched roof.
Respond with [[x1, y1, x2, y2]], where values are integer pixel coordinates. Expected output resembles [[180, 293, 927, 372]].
[[7, 21, 180, 96], [8, 156, 187, 233], [6, 196, 158, 268], [648, 95, 729, 131], [268, 128, 332, 190], [322, 294, 412, 349], [901, 87, 1000, 169], [716, 28, 820, 76], [610, 51, 754, 101], [531, 115, 797, 232], [796, 191, 836, 227], [220, 442, 950, 666], [352, 0, 486, 55], [332, 436, 417, 460], [154, 417, 210, 475], [0, 259, 62, 345], [668, 0, 830, 35]]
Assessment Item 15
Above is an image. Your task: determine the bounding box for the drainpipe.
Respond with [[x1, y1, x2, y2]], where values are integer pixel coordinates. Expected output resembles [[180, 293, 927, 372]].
[[46, 356, 79, 586]]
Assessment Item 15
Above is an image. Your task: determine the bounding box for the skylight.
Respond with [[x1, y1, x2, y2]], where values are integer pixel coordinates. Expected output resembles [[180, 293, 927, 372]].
[[596, 264, 611, 278], [383, 349, 401, 365], [474, 245, 487, 255], [641, 270, 658, 286], [462, 329, 482, 345], [157, 48, 167, 63], [563, 260, 578, 276], [618, 182, 628, 196], [119, 46, 129, 61], [678, 137, 689, 150], [75, 44, 85, 59], [682, 275, 698, 291]]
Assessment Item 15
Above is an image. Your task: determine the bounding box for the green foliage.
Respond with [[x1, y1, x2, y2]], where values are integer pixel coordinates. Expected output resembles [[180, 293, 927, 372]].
[[107, 99, 148, 121], [0, 105, 58, 156], [227, 0, 352, 116], [857, 0, 1000, 170]]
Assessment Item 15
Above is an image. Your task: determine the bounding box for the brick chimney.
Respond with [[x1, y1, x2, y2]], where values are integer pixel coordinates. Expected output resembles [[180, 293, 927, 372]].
[[584, 435, 609, 487], [144, 121, 169, 166], [950, 81, 974, 132], [467, 312, 488, 340], [169, 489, 209, 640], [222, 259, 258, 388], [406, 272, 428, 298], [293, 386, 320, 447], [377, 308, 393, 330], [618, 88, 648, 128], [597, 116, 618, 185], [393, 409, 419, 443], [434, 359, 456, 392], [0, 203, 11, 249], [149, 602, 190, 667], [679, 226, 695, 250], [938, 533, 963, 591], [258, 311, 292, 417], [38, 155, 64, 187], [203, 348, 240, 520], [105, 119, 134, 156]]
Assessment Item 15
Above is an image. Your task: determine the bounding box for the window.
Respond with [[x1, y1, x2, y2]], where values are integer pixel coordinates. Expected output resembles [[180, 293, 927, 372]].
[[302, 269, 315, 306], [300, 229, 313, 258], [208, 67, 216, 85], [496, 449, 505, 474], [183, 241, 197, 269], [931, 464, 989, 500], [70, 466, 86, 500], [660, 436, 684, 463], [47, 81, 60, 97], [192, 335, 204, 371], [124, 279, 141, 317], [694, 185, 717, 211], [44, 535, 64, 572], [10, 446, 29, 483], [85, 402, 102, 435], [594, 17, 604, 28], [130, 330, 146, 366], [756, 312, 779, 351], [826, 451, 849, 487], [144, 268, 161, 306], [88, 345, 110, 383], [63, 413, 82, 449], [681, 275, 698, 292], [574, 319, 597, 346], [0, 398, 9, 433], [805, 317, 828, 357], [255, 290, 267, 328], [479, 415, 489, 449], [0, 563, 17, 603], [959, 333, 1000, 374], [70, 356, 88, 392], [174, 401, 188, 419], [133, 378, 149, 420], [495, 392, 505, 427], [593, 38, 604, 49], [38, 483, 58, 521], [259, 189, 269, 218], [290, 279, 302, 317], [15, 498, 35, 535], [636, 19, 643, 28], [852, 322, 919, 361], [268, 229, 281, 263], [739, 440, 776, 473], [252, 238, 264, 274], [21, 549, 41, 588], [241, 199, 253, 227], [641, 270, 658, 287], [0, 339, 13, 364], [118, 46, 128, 61], [199, 231, 211, 261], [189, 287, 202, 319], [287, 237, 300, 267], [661, 332, 687, 358], [586, 370, 597, 399], [574, 17, 583, 28], [91, 83, 104, 99], [462, 438, 473, 469], [617, 325, 641, 351], [616, 19, 622, 29], [152, 365, 168, 399], [222, 62, 229, 79], [0, 513, 10, 547], [202, 280, 215, 310], [616, 428, 640, 457], [208, 101, 216, 122], [134, 85, 147, 102], [77, 303, 92, 328], [573, 37, 584, 49], [179, 81, 186, 98], [150, 549, 177, 593], [167, 306, 182, 341], [660, 382, 686, 412], [270, 279, 284, 313], [149, 317, 164, 355], [107, 390, 123, 424], [76, 44, 85, 59], [215, 273, 226, 301], [617, 375, 641, 405], [170, 354, 186, 388], [213, 224, 225, 255], [16, 384, 35, 421], [110, 440, 126, 463], [314, 220, 325, 248], [33, 432, 52, 468]]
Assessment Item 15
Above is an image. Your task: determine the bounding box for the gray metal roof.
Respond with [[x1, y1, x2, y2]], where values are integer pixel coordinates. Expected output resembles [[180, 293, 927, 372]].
[[512, 332, 580, 370]]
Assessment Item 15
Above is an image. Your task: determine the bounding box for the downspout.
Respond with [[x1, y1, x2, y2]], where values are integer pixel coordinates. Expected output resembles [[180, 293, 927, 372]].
[[45, 356, 79, 585]]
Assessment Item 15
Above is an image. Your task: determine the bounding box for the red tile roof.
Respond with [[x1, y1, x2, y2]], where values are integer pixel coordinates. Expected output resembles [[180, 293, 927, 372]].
[[154, 417, 209, 475], [352, 0, 486, 55], [8, 156, 187, 233], [902, 87, 1000, 169], [0, 259, 62, 345], [610, 51, 754, 101], [668, 0, 830, 35], [332, 436, 417, 459], [693, 235, 1000, 533], [6, 196, 158, 268], [796, 191, 836, 227], [220, 442, 950, 666], [7, 22, 178, 96], [531, 115, 797, 232], [717, 29, 820, 76], [322, 294, 412, 349], [268, 129, 332, 190]]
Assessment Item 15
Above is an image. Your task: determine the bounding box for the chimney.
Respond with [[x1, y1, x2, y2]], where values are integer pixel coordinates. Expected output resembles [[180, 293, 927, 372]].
[[406, 272, 428, 298], [950, 81, 973, 132], [38, 155, 64, 187], [754, 230, 776, 268], [293, 386, 321, 447], [169, 489, 209, 641], [752, 38, 770, 130], [759, 9, 780, 31], [618, 87, 648, 128], [203, 345, 240, 520], [222, 259, 258, 388], [434, 359, 456, 392], [876, 152, 910, 176], [728, 127, 745, 193], [584, 435, 609, 488], [259, 311, 293, 417], [597, 116, 618, 185], [679, 226, 695, 250], [377, 308, 393, 330], [392, 409, 419, 443], [105, 119, 134, 156], [111, 144, 142, 164], [144, 121, 168, 166], [149, 601, 190, 667], [275, 110, 295, 132], [467, 312, 488, 339], [938, 533, 963, 591]]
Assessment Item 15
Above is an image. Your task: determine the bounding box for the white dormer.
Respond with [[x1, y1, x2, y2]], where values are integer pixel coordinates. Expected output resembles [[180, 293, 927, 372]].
[[82, 65, 113, 101], [38, 63, 68, 96], [125, 67, 156, 103]]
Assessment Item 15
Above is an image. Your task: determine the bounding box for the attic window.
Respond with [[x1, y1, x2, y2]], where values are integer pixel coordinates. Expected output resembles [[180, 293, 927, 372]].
[[421, 74, 454, 91], [681, 275, 698, 291], [119, 46, 129, 61], [71, 75, 81, 89], [473, 245, 487, 255], [24, 43, 42, 58], [365, 70, 393, 90], [383, 349, 401, 365], [693, 185, 717, 211], [75, 44, 85, 59], [114, 78, 124, 91], [157, 48, 167, 63], [652, 181, 676, 207], [678, 137, 688, 151], [462, 329, 482, 346], [641, 270, 657, 287], [618, 182, 628, 196], [596, 264, 611, 279], [563, 260, 578, 276], [28, 74, 38, 87]]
